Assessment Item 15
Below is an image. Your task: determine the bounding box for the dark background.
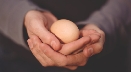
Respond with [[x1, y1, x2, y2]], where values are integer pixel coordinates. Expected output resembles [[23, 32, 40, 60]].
[[0, 0, 128, 72]]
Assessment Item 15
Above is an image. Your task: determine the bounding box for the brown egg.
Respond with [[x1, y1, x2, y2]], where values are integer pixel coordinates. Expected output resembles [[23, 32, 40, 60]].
[[50, 19, 79, 43]]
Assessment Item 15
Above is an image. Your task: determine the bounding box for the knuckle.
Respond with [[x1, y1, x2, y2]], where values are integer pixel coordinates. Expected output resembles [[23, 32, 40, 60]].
[[46, 35, 52, 40], [96, 45, 103, 54], [43, 35, 53, 43], [89, 29, 96, 33], [99, 30, 105, 37], [30, 19, 40, 27]]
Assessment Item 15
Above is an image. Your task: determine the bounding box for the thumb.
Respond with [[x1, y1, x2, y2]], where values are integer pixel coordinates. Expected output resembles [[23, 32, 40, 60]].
[[25, 10, 61, 51], [37, 25, 61, 51], [28, 19, 61, 51]]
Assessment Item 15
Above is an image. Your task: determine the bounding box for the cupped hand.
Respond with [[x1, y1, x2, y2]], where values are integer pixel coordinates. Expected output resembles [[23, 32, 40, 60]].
[[27, 35, 91, 70], [59, 29, 101, 55], [80, 24, 105, 56], [27, 28, 102, 70], [24, 10, 61, 51], [26, 16, 104, 70]]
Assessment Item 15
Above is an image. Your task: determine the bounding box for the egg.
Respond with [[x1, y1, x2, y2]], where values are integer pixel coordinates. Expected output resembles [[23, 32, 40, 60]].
[[50, 19, 79, 43]]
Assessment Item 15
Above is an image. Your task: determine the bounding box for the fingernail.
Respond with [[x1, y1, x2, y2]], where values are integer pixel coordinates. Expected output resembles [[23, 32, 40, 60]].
[[88, 48, 93, 56], [51, 41, 56, 50]]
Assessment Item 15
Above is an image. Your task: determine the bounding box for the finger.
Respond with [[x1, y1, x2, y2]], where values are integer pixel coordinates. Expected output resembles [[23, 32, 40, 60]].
[[39, 43, 67, 66], [37, 27, 61, 51], [80, 29, 101, 43], [28, 19, 61, 51], [39, 43, 56, 67], [29, 35, 55, 67], [66, 52, 88, 66], [40, 42, 88, 67], [91, 41, 104, 54], [27, 37, 47, 66], [89, 34, 101, 43], [59, 36, 91, 55], [83, 38, 104, 56], [86, 30, 105, 55], [27, 39, 33, 49], [83, 47, 94, 57], [64, 66, 78, 70], [80, 29, 100, 37]]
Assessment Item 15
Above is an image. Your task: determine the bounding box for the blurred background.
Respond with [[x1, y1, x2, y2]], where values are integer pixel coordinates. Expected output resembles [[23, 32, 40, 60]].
[[0, 0, 129, 72]]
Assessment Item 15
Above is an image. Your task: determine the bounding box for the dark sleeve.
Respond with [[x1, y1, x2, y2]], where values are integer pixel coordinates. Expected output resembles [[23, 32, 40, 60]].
[[0, 0, 45, 49], [77, 0, 131, 57]]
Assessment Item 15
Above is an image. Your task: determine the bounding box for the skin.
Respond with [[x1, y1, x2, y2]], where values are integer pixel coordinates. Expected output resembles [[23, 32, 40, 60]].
[[24, 10, 61, 51], [24, 10, 105, 70]]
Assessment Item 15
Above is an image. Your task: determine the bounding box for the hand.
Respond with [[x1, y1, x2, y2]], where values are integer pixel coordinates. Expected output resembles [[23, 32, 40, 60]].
[[27, 28, 101, 70], [27, 35, 91, 70], [80, 24, 105, 56], [26, 19, 104, 70], [24, 10, 61, 51], [59, 29, 101, 55]]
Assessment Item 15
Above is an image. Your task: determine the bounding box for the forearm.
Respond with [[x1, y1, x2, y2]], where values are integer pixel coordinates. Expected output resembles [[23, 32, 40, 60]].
[[0, 0, 44, 49], [77, 0, 131, 57], [78, 0, 131, 30]]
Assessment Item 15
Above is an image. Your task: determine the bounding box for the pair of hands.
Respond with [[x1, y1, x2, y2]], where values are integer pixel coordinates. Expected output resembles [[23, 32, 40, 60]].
[[24, 10, 105, 70]]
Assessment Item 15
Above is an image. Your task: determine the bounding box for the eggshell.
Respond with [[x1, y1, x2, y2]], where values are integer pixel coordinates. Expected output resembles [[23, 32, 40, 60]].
[[50, 19, 79, 43]]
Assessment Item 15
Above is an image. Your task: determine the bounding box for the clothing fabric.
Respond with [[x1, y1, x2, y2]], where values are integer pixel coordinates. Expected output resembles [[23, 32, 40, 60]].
[[0, 0, 131, 72], [0, 0, 44, 49]]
